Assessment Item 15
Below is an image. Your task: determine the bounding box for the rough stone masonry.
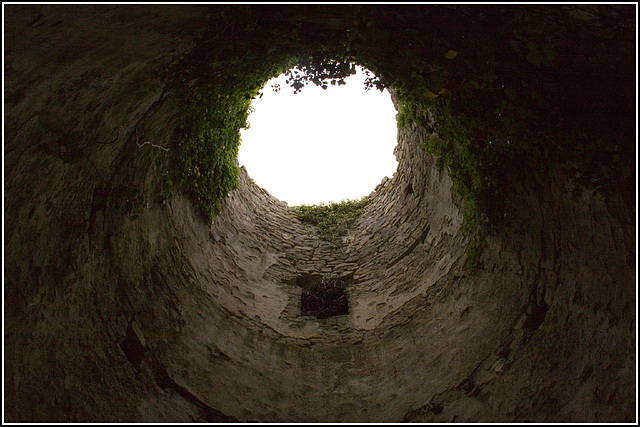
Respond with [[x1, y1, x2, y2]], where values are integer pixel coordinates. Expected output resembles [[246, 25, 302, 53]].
[[4, 4, 635, 423]]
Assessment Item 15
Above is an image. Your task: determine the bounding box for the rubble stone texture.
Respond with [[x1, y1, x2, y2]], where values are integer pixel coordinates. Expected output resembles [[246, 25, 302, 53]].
[[4, 5, 636, 423]]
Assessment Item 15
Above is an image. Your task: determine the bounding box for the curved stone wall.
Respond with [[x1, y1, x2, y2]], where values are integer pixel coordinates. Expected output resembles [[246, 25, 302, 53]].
[[4, 5, 635, 423]]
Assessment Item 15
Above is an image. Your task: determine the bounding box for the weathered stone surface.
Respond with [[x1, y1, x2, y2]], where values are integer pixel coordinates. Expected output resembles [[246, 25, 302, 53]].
[[4, 4, 635, 423]]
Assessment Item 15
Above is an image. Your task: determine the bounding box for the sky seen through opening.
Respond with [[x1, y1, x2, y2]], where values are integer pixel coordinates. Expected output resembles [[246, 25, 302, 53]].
[[238, 66, 399, 206]]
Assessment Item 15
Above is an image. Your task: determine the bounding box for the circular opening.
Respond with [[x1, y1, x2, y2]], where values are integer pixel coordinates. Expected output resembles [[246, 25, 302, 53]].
[[238, 66, 398, 206]]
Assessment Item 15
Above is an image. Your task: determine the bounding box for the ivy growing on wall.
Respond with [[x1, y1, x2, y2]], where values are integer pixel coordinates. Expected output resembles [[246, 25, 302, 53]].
[[291, 198, 370, 244], [161, 46, 290, 221], [159, 5, 634, 235]]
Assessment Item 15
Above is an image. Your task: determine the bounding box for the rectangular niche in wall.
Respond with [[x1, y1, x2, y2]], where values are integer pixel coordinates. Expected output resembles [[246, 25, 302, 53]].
[[295, 273, 351, 319]]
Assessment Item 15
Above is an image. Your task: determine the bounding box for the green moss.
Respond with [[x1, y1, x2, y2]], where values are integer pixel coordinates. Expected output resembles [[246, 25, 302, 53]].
[[291, 198, 369, 244]]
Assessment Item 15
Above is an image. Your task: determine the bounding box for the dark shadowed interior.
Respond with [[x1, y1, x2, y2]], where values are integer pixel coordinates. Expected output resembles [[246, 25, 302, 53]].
[[4, 4, 636, 423]]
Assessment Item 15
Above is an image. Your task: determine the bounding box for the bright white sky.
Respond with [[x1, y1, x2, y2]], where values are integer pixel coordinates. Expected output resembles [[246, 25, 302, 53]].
[[238, 66, 398, 206]]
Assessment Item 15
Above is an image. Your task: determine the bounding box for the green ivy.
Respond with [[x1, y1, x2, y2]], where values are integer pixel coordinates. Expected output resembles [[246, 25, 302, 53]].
[[165, 48, 292, 221], [171, 89, 247, 221], [291, 198, 369, 244], [157, 6, 633, 236], [164, 45, 374, 222]]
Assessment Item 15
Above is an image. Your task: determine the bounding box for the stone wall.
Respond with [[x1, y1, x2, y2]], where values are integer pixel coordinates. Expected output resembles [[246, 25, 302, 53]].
[[4, 5, 635, 423]]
